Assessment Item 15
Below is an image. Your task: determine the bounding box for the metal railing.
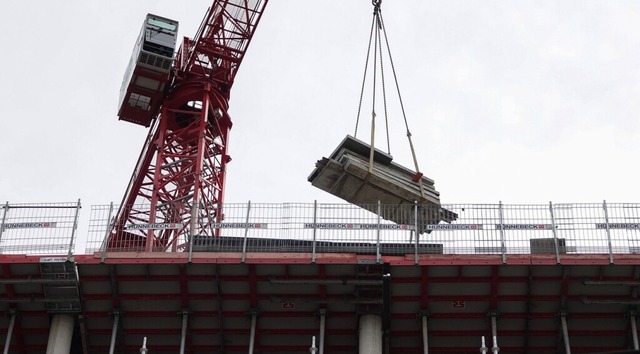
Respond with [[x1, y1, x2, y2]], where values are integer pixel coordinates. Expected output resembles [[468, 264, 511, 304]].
[[2, 200, 638, 261], [0, 200, 81, 257], [84, 201, 640, 262]]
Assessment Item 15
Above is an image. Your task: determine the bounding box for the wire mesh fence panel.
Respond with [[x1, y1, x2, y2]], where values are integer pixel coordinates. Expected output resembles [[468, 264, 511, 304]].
[[303, 203, 376, 255], [499, 204, 556, 254], [556, 203, 609, 254], [275, 203, 317, 253], [193, 203, 298, 253], [86, 204, 115, 254], [605, 203, 640, 254], [89, 203, 193, 253], [430, 204, 501, 254], [552, 203, 578, 253], [238, 203, 309, 254], [311, 203, 418, 255], [114, 203, 173, 252], [0, 201, 80, 255], [83, 202, 640, 259]]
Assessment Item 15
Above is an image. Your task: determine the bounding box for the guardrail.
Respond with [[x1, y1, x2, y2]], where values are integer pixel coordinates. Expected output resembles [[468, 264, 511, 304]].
[[0, 200, 81, 257], [85, 201, 640, 263]]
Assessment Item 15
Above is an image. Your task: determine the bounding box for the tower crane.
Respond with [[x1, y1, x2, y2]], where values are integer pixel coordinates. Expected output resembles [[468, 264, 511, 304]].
[[109, 0, 269, 252]]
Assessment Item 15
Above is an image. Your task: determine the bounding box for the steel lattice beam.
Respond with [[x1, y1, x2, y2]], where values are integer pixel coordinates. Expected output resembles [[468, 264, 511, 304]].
[[110, 0, 268, 253]]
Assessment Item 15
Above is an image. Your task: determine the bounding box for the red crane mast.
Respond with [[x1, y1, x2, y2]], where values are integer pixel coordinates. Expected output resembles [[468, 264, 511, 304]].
[[110, 0, 269, 252]]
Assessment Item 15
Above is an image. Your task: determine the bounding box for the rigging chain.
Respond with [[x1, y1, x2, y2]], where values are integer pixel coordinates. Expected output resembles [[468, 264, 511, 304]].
[[353, 0, 426, 195]]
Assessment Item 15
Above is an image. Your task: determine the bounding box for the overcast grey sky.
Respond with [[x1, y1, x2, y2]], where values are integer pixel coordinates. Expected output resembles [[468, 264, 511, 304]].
[[1, 0, 640, 209]]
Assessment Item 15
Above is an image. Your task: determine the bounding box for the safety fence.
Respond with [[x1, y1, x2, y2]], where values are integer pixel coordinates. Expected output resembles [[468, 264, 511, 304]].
[[84, 201, 640, 261], [2, 201, 639, 260], [0, 200, 81, 256]]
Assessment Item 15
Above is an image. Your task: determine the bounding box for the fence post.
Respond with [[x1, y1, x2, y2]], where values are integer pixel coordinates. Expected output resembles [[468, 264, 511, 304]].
[[188, 197, 200, 259], [100, 202, 115, 263], [0, 201, 9, 245], [312, 200, 318, 263], [241, 201, 252, 263], [498, 202, 506, 264], [189, 199, 198, 242], [414, 201, 419, 265], [376, 201, 381, 264], [602, 200, 614, 264], [186, 206, 195, 263], [549, 201, 561, 264], [67, 199, 82, 259]]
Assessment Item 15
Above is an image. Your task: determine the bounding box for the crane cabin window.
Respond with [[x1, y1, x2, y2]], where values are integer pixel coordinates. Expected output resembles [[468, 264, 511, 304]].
[[147, 17, 177, 32], [127, 93, 151, 111], [142, 16, 178, 58]]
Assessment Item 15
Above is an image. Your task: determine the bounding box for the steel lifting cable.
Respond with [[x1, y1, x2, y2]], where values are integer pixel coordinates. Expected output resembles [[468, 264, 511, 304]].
[[377, 12, 424, 185], [377, 12, 391, 155], [368, 3, 381, 173], [353, 3, 378, 139], [355, 0, 389, 173], [353, 0, 426, 196]]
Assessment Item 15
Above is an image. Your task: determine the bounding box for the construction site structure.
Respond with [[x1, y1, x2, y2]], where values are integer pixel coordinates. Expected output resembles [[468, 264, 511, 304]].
[[3, 1, 640, 353], [2, 200, 640, 353], [110, 0, 451, 258]]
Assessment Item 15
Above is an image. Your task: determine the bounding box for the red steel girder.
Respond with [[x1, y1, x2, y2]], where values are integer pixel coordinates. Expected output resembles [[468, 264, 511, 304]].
[[79, 273, 640, 284], [177, 0, 269, 95], [111, 86, 231, 252], [79, 310, 625, 321], [74, 292, 640, 307], [88, 344, 357, 353]]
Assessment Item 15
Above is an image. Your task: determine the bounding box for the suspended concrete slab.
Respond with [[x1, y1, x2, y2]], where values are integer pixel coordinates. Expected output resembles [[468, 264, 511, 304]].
[[308, 135, 457, 233]]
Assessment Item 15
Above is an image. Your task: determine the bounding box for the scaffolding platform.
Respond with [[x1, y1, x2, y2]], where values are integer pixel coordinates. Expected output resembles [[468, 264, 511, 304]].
[[308, 135, 457, 233]]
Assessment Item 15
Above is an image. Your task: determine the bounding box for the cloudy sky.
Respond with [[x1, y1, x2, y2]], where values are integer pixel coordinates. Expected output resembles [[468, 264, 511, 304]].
[[1, 0, 639, 214]]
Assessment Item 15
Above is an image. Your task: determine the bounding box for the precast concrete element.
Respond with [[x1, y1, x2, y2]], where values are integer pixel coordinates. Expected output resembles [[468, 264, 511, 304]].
[[359, 314, 382, 354], [46, 314, 74, 354]]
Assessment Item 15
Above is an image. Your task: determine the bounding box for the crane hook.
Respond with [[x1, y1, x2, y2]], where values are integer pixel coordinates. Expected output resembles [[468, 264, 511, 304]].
[[372, 0, 382, 13]]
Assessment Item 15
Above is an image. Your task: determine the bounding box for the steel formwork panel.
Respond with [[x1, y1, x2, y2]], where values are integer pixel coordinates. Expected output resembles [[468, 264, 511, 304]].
[[2, 254, 640, 353]]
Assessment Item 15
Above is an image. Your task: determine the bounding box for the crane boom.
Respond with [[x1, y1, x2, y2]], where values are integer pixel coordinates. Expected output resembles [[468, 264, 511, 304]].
[[176, 0, 267, 97], [109, 0, 269, 252]]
